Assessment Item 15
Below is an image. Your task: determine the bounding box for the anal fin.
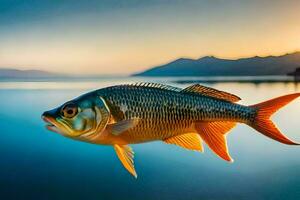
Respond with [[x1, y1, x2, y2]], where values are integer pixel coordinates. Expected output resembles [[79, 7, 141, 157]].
[[194, 121, 236, 162], [164, 133, 203, 152], [114, 144, 137, 178]]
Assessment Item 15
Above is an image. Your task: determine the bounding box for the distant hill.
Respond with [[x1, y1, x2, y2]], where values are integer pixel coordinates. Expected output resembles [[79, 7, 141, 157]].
[[134, 52, 300, 76], [0, 68, 61, 78]]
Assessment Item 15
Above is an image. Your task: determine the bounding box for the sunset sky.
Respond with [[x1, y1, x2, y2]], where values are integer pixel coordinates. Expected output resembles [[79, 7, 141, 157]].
[[0, 0, 299, 75]]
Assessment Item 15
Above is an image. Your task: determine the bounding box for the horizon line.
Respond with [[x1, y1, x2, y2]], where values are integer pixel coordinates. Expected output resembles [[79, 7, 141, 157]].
[[1, 50, 300, 75]]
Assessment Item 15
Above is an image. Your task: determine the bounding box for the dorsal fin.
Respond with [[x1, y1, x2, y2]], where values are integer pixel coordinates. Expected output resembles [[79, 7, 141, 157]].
[[194, 121, 236, 162], [182, 84, 241, 102], [114, 145, 137, 178], [129, 82, 182, 92], [164, 133, 203, 152]]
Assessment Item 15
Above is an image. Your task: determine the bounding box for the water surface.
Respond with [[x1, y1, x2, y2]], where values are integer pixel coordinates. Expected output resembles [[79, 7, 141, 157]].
[[1, 78, 300, 200]]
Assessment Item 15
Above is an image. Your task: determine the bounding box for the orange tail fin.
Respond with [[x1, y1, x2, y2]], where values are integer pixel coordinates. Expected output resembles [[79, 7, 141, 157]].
[[249, 93, 300, 145]]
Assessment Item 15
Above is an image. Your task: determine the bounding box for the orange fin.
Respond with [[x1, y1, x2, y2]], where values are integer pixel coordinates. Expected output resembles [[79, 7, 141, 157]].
[[114, 145, 137, 178], [164, 133, 203, 152], [194, 121, 236, 162], [182, 84, 241, 102], [250, 93, 300, 145]]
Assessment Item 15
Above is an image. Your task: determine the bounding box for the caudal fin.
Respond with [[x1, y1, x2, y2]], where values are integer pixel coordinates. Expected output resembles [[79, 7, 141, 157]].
[[249, 93, 300, 145]]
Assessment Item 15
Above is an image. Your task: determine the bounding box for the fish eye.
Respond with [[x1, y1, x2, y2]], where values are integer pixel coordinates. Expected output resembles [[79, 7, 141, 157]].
[[61, 103, 78, 118]]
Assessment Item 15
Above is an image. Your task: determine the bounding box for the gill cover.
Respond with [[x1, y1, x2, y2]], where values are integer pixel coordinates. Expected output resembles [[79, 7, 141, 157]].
[[79, 96, 111, 138]]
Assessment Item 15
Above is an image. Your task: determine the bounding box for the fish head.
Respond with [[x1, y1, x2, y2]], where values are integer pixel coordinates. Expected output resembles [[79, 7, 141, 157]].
[[42, 94, 110, 138]]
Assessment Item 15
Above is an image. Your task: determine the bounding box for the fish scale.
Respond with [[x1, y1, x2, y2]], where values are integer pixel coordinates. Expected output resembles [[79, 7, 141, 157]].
[[97, 84, 254, 143]]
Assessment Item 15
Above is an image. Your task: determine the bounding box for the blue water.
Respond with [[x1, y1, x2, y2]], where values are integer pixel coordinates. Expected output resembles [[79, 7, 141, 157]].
[[1, 79, 300, 200]]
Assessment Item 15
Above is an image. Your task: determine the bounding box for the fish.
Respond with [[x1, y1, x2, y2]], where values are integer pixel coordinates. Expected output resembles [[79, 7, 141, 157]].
[[42, 83, 300, 178]]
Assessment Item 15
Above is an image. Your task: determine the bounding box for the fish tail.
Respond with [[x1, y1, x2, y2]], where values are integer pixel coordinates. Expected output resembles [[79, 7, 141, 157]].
[[249, 93, 300, 145]]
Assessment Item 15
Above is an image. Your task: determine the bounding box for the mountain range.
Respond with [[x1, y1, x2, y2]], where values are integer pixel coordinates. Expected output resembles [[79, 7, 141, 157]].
[[1, 52, 300, 78], [0, 68, 60, 78], [134, 52, 300, 76]]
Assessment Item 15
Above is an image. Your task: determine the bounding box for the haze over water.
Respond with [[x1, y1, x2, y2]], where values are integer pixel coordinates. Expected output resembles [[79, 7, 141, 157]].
[[0, 77, 300, 200]]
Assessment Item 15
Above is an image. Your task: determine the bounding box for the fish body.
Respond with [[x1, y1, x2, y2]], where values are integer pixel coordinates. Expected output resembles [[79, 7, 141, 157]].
[[42, 83, 300, 178], [94, 84, 254, 144]]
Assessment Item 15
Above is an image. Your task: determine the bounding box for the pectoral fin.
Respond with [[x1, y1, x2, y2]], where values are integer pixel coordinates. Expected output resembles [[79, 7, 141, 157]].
[[114, 144, 137, 178], [164, 133, 203, 152], [108, 118, 140, 136]]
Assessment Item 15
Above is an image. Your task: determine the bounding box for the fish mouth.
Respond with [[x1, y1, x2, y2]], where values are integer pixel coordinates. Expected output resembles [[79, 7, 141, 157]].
[[42, 115, 61, 134]]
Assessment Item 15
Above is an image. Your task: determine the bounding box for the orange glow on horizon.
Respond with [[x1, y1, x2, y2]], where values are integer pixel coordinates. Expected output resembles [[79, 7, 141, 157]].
[[0, 1, 299, 75]]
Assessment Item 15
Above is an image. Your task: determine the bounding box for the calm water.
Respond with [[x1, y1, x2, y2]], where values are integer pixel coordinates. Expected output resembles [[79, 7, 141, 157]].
[[1, 77, 300, 200]]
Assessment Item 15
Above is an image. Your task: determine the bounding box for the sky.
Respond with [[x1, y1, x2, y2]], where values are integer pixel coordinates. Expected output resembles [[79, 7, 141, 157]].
[[0, 0, 299, 75]]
